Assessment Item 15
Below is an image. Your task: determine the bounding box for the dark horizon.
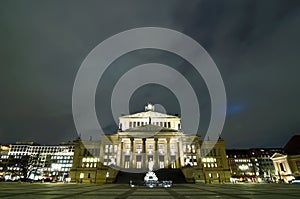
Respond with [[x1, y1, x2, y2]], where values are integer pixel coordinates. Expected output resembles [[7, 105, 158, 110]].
[[1, 0, 300, 148]]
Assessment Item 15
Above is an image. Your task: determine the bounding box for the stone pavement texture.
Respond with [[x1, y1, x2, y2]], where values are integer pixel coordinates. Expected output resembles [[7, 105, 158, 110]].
[[0, 183, 300, 199]]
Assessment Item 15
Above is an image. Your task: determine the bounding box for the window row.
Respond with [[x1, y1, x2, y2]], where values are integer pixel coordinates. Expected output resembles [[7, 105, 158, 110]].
[[128, 121, 174, 128], [82, 157, 99, 163], [51, 156, 73, 160], [183, 144, 196, 153], [82, 162, 97, 168], [104, 145, 118, 153], [204, 163, 218, 168], [201, 149, 218, 156]]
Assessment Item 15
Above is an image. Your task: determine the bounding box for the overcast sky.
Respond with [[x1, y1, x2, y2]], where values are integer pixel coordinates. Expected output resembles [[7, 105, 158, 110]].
[[0, 0, 300, 148]]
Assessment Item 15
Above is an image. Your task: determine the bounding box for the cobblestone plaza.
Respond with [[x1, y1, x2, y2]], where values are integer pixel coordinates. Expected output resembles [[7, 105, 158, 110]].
[[0, 183, 300, 199]]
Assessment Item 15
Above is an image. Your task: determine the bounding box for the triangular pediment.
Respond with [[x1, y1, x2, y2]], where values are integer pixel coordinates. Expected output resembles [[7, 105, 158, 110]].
[[120, 111, 178, 119], [271, 152, 286, 159]]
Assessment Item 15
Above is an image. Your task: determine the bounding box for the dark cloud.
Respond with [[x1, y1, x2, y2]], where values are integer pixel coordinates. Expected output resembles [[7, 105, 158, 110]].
[[0, 0, 300, 148]]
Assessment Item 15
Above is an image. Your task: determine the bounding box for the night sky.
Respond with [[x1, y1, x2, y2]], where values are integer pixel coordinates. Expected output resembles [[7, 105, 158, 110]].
[[0, 0, 300, 148]]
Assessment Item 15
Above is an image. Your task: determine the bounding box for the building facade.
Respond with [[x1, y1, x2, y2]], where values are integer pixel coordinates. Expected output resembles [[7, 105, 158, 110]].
[[227, 148, 282, 183], [70, 104, 231, 183], [0, 145, 10, 179], [271, 135, 300, 183], [249, 148, 283, 181], [1, 142, 74, 181]]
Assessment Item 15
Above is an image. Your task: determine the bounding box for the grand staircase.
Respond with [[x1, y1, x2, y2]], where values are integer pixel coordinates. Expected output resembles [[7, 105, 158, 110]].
[[115, 169, 186, 184]]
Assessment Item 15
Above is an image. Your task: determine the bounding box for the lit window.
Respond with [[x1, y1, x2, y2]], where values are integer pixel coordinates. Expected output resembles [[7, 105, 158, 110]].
[[136, 144, 142, 153], [187, 145, 191, 153], [160, 161, 164, 168], [79, 173, 84, 179], [159, 144, 164, 154]]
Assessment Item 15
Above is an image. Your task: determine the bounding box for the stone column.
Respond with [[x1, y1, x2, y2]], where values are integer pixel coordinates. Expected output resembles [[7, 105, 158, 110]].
[[130, 138, 134, 169], [154, 138, 158, 169], [99, 141, 105, 168], [196, 143, 201, 167], [166, 138, 170, 168], [176, 140, 180, 168], [142, 138, 146, 169], [118, 139, 123, 168], [179, 138, 184, 167]]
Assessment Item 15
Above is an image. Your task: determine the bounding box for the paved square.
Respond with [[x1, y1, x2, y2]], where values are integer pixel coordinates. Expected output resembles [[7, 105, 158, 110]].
[[0, 183, 300, 199]]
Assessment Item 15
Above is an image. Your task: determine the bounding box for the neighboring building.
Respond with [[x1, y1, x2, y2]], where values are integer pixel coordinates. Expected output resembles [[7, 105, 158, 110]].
[[0, 145, 10, 179], [70, 103, 231, 183], [226, 148, 283, 182], [271, 135, 300, 183], [200, 140, 232, 183], [226, 149, 256, 182], [69, 140, 104, 183], [249, 148, 283, 181], [2, 141, 74, 181]]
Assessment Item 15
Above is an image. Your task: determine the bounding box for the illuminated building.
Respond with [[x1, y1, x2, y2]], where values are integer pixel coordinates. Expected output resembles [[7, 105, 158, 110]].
[[227, 148, 283, 182], [226, 149, 256, 182], [271, 135, 300, 183], [70, 104, 231, 183], [3, 142, 74, 181], [0, 145, 10, 179], [249, 148, 283, 182]]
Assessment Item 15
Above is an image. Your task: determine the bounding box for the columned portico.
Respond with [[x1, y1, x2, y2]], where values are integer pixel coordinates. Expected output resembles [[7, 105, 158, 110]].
[[117, 132, 186, 170], [70, 104, 231, 183]]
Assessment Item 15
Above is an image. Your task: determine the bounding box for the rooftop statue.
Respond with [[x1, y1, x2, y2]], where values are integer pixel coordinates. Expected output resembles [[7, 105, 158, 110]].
[[145, 103, 155, 111]]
